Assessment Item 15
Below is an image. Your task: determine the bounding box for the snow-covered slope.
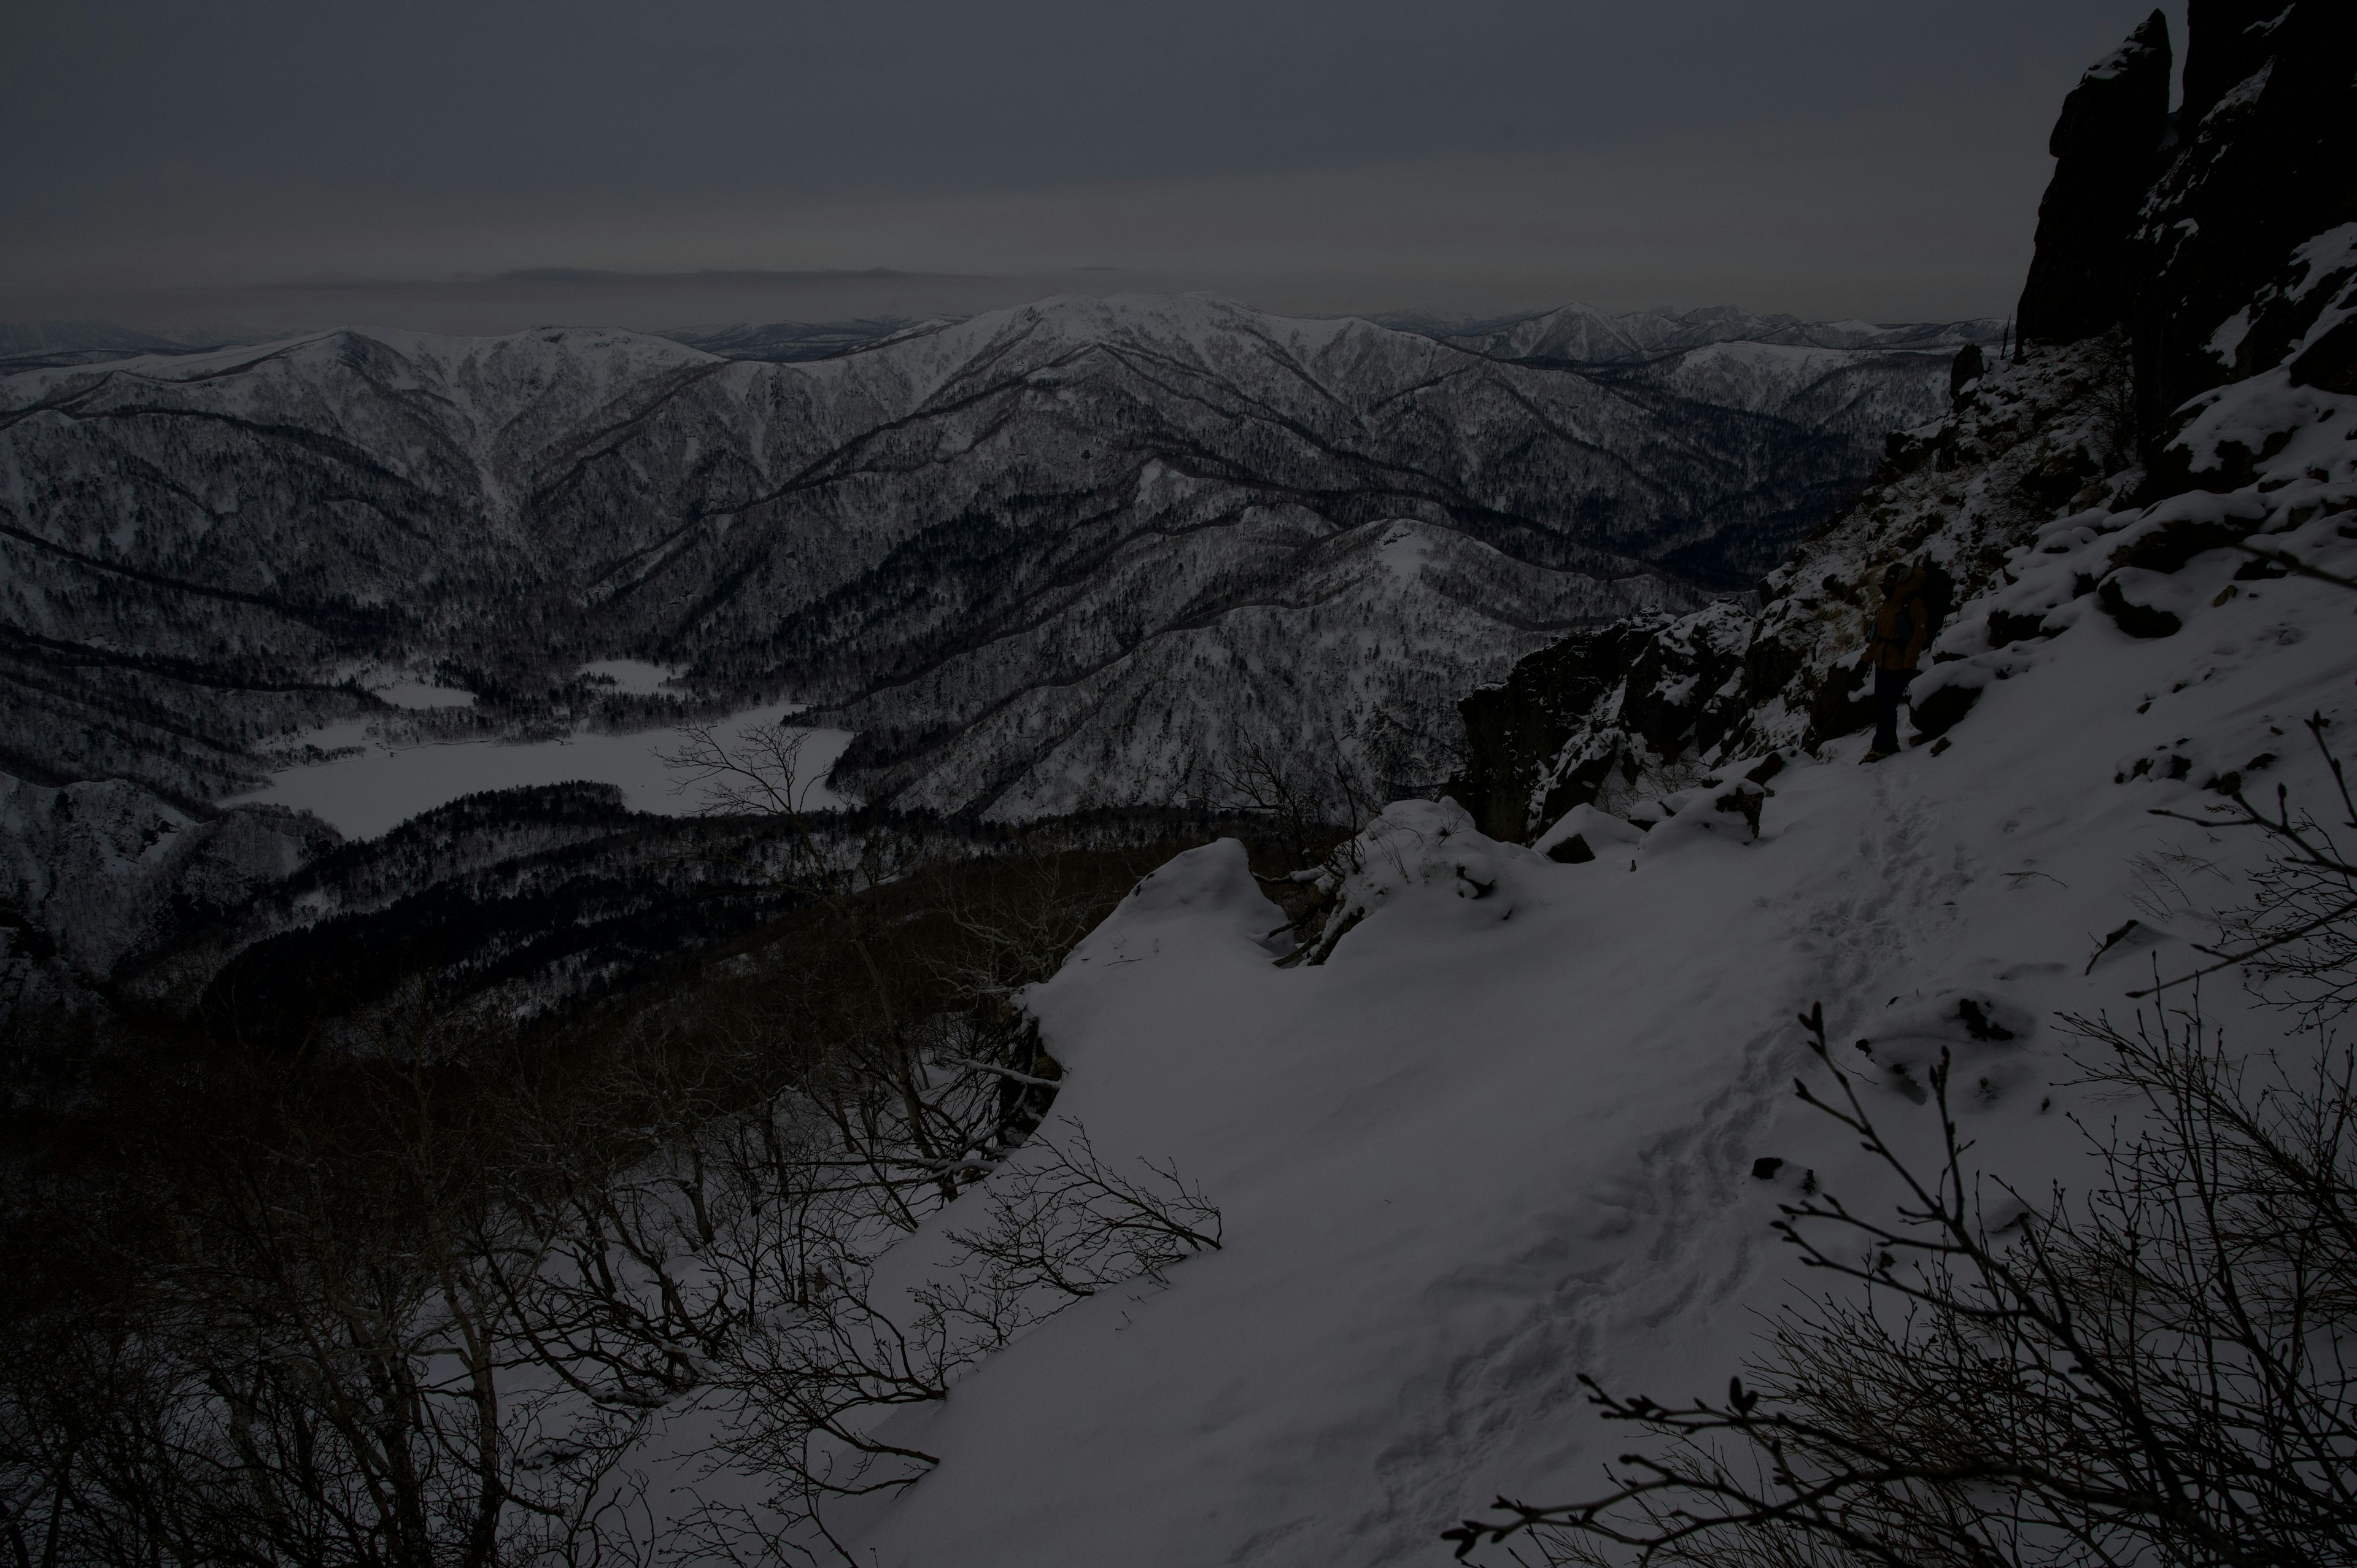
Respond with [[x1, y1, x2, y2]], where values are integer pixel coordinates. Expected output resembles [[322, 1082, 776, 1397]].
[[692, 29, 2357, 1535], [835, 514, 1690, 816], [1452, 331, 2145, 840], [0, 294, 1976, 814], [759, 295, 2357, 1568], [0, 770, 335, 1000]]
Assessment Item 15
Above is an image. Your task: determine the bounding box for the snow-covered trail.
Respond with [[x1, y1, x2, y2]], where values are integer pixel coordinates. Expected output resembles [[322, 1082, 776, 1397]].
[[810, 499, 2352, 1566]]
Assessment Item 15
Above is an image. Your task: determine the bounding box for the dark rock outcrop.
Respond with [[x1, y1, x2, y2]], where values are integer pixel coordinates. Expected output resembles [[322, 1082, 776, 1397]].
[[2014, 10, 2172, 347], [1451, 332, 2142, 844], [1949, 344, 1987, 403], [2289, 314, 2357, 396], [2132, 0, 2357, 442], [1453, 617, 1669, 842], [2010, 0, 2357, 441], [1544, 833, 1595, 865], [2178, 0, 2274, 127]]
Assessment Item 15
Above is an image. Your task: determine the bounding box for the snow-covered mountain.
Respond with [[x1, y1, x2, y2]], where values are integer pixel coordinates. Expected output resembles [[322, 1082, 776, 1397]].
[[658, 317, 958, 363], [743, 9, 2357, 1559], [0, 321, 252, 375], [1436, 301, 2003, 365], [0, 294, 1987, 816], [7, 6, 2356, 1563]]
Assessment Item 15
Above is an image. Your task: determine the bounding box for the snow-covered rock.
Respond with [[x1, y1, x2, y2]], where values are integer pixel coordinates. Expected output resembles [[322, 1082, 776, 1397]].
[[1531, 800, 1645, 862], [1293, 798, 1550, 964]]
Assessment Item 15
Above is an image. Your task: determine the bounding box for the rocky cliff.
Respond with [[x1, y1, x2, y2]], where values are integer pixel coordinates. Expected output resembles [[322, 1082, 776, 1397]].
[[1455, 0, 2357, 844], [2014, 10, 2172, 347]]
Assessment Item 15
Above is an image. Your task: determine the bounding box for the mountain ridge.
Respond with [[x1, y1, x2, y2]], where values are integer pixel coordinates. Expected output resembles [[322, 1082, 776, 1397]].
[[1, 293, 1990, 816]]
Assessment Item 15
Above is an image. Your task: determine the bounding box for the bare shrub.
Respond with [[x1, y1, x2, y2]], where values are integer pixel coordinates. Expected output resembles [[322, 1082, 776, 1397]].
[[692, 1118, 1220, 1558], [1450, 727, 2357, 1567], [2, 723, 1231, 1566], [946, 1118, 1223, 1301], [1209, 728, 1385, 961], [1210, 728, 1377, 873], [2178, 713, 2357, 1025], [1451, 993, 2357, 1568], [0, 1027, 650, 1568]]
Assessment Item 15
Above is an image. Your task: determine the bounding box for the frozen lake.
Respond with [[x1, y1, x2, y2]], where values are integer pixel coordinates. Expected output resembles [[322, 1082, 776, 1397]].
[[368, 679, 478, 709], [231, 705, 856, 840], [578, 658, 684, 695]]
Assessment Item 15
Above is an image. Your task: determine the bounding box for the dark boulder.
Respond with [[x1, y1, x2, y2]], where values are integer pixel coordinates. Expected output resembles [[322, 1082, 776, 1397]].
[[1985, 608, 2052, 647], [1908, 680, 1983, 744], [2108, 517, 2254, 573], [1546, 833, 1595, 865], [2016, 10, 2173, 347], [1452, 620, 1659, 842], [2289, 314, 2357, 396], [2098, 577, 2184, 638], [1806, 661, 1877, 752], [1883, 427, 1936, 474], [1949, 342, 1987, 404]]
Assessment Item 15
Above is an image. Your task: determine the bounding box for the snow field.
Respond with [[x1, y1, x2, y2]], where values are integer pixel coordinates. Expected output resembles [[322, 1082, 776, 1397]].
[[229, 705, 854, 840], [368, 680, 479, 709], [579, 658, 688, 695], [827, 506, 2355, 1563]]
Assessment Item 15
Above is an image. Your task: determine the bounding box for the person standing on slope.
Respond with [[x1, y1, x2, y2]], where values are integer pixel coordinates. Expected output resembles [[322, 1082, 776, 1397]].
[[1859, 561, 1931, 762]]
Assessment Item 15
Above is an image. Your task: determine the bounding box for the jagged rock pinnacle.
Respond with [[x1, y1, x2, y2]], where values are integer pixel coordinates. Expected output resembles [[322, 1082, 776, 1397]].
[[2014, 10, 2172, 349]]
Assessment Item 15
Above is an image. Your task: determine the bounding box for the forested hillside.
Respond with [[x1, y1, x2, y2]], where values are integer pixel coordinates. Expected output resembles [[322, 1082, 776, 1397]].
[[0, 297, 1985, 813]]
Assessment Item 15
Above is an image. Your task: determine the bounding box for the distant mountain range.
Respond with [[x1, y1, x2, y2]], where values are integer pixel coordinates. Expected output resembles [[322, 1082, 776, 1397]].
[[4, 303, 2003, 371], [0, 322, 252, 375], [651, 304, 2004, 369], [1431, 303, 2000, 361], [656, 317, 963, 362], [0, 294, 1995, 815]]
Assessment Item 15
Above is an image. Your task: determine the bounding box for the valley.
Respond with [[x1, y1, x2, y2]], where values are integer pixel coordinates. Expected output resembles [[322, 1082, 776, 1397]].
[[228, 702, 853, 840], [0, 293, 2000, 1046], [6, 3, 2355, 1564], [0, 295, 1991, 816]]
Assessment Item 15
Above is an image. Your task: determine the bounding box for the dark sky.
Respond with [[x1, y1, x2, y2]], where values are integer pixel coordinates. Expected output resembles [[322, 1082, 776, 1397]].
[[1, 1, 2184, 334]]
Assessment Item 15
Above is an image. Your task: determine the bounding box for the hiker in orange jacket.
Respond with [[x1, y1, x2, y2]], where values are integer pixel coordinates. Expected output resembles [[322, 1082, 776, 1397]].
[[1859, 562, 1931, 762]]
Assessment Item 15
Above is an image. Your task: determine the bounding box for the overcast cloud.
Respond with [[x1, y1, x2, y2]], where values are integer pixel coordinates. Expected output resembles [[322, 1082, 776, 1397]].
[[0, 1, 2185, 334]]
